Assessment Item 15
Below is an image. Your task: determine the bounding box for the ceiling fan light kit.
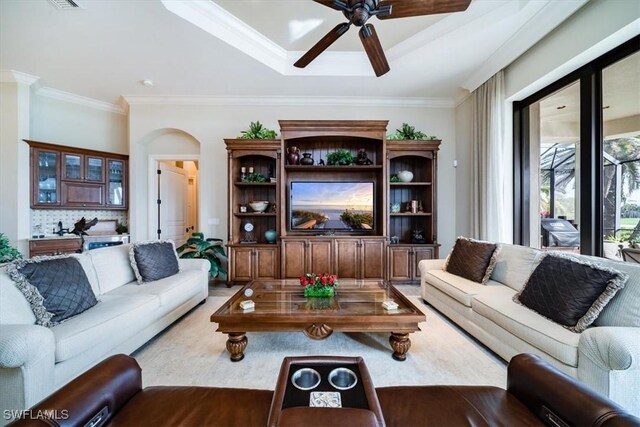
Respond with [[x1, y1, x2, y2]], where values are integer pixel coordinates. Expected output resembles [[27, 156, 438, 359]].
[[297, 0, 472, 77]]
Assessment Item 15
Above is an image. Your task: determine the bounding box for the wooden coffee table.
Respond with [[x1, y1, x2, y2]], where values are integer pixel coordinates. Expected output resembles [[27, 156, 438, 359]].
[[210, 280, 425, 362]]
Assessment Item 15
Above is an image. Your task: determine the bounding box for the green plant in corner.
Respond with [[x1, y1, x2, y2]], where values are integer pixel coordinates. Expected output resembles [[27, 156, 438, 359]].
[[387, 123, 430, 140], [0, 233, 22, 263], [326, 149, 354, 166], [238, 121, 278, 139], [176, 232, 227, 278], [115, 221, 128, 234]]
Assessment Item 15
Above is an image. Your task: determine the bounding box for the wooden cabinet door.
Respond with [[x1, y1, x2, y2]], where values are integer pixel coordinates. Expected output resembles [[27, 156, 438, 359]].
[[32, 148, 60, 207], [388, 246, 412, 282], [255, 247, 278, 279], [60, 181, 104, 207], [282, 240, 306, 278], [334, 239, 359, 279], [308, 240, 333, 274], [29, 238, 82, 258], [413, 247, 435, 280], [62, 153, 83, 181], [361, 239, 385, 279], [106, 159, 127, 209], [231, 247, 254, 282], [84, 156, 105, 182]]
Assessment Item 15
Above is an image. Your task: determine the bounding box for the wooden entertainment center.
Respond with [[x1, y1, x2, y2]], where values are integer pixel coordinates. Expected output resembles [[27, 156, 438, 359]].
[[225, 120, 440, 285]]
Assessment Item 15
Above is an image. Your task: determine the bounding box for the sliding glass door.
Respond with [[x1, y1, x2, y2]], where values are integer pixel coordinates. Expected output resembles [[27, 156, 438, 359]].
[[602, 51, 640, 259], [529, 82, 581, 249], [513, 36, 639, 258]]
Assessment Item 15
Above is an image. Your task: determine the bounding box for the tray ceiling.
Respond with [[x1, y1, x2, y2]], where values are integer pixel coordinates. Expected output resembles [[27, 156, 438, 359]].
[[0, 0, 588, 106]]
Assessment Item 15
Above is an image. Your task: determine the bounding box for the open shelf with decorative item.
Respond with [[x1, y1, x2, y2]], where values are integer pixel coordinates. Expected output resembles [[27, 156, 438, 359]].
[[386, 139, 440, 284], [225, 139, 281, 284], [283, 135, 383, 168]]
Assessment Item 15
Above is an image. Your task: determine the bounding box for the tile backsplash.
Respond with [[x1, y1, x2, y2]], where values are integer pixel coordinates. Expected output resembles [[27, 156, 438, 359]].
[[31, 209, 128, 236]]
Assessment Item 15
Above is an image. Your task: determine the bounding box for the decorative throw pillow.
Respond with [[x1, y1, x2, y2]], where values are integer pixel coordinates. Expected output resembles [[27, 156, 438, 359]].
[[7, 255, 98, 327], [129, 240, 180, 284], [444, 237, 499, 284], [514, 253, 628, 333]]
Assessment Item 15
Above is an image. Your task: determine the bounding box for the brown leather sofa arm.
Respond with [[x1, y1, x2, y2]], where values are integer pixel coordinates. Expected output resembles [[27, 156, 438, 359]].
[[507, 354, 640, 427], [9, 354, 142, 427]]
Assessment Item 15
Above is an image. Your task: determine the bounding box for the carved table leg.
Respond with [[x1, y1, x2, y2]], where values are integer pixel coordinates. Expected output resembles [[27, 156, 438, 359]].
[[389, 332, 411, 361], [226, 333, 248, 362]]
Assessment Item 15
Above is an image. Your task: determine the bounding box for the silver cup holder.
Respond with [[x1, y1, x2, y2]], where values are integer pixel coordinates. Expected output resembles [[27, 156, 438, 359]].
[[328, 367, 358, 390], [291, 368, 321, 390]]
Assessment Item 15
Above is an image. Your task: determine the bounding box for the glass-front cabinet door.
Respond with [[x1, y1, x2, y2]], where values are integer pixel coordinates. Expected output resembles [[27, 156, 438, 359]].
[[106, 159, 126, 208], [34, 149, 60, 206], [63, 153, 82, 181], [85, 156, 104, 182]]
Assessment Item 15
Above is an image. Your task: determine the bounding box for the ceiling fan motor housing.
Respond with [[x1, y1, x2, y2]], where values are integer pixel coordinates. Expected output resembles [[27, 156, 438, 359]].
[[343, 0, 379, 26]]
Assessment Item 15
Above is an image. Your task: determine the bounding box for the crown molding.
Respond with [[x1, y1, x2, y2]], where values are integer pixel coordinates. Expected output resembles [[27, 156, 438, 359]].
[[462, 0, 588, 92], [161, 0, 286, 74], [36, 87, 126, 115], [0, 70, 40, 85], [454, 91, 472, 108], [122, 95, 455, 109]]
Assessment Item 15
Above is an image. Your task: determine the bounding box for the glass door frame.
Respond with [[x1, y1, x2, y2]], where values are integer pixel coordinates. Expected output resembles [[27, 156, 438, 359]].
[[513, 36, 639, 256]]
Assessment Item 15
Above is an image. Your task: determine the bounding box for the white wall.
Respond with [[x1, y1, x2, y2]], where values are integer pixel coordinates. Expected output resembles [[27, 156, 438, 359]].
[[128, 103, 458, 256], [0, 81, 31, 253], [30, 92, 127, 154], [454, 96, 472, 239]]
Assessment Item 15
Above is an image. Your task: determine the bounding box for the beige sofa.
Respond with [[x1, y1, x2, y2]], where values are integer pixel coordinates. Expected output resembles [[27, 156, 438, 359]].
[[0, 244, 209, 423], [419, 243, 640, 416]]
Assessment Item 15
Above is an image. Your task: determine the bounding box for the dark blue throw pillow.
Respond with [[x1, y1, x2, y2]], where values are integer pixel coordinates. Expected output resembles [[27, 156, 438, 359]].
[[8, 256, 98, 327], [515, 253, 627, 333], [129, 240, 180, 284]]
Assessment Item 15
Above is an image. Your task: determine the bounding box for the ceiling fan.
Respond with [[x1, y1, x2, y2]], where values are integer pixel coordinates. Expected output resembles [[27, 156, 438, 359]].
[[295, 0, 472, 77]]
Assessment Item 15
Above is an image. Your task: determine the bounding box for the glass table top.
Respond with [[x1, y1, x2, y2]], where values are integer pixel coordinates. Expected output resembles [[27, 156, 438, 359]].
[[213, 280, 421, 318]]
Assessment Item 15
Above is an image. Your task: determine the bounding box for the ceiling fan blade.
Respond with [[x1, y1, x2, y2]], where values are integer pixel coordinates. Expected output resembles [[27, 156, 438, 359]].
[[359, 24, 390, 77], [294, 23, 350, 68], [312, 0, 343, 11], [377, 0, 472, 19]]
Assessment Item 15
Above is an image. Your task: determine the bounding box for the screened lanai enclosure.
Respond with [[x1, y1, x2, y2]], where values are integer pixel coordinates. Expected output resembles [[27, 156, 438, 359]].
[[539, 135, 640, 254]]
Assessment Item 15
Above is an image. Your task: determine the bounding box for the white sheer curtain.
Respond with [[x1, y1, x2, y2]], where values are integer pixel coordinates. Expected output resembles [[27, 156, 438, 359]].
[[471, 70, 506, 241]]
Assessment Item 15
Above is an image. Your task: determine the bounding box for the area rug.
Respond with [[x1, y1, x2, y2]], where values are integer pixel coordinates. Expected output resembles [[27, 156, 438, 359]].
[[133, 296, 506, 390]]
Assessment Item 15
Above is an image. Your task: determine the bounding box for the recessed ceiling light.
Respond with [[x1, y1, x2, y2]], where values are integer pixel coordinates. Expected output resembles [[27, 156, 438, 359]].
[[556, 105, 566, 110], [141, 79, 154, 87], [603, 105, 610, 109]]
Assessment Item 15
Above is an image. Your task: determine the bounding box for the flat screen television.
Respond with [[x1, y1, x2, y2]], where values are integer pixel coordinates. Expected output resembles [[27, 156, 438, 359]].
[[290, 181, 375, 231]]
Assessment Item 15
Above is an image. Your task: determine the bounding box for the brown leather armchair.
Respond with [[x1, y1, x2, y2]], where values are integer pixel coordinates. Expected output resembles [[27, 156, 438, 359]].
[[9, 353, 640, 427]]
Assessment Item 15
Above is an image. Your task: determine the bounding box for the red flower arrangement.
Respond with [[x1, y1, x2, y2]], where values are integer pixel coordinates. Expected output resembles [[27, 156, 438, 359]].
[[300, 273, 339, 297]]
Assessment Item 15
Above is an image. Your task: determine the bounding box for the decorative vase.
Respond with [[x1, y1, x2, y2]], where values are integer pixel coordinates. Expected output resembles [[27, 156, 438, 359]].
[[397, 170, 414, 182], [264, 229, 277, 244], [390, 203, 401, 213], [304, 286, 335, 298], [300, 153, 314, 165], [287, 146, 300, 165]]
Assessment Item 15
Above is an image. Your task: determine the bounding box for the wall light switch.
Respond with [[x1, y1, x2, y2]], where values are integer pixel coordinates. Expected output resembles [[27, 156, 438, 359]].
[[453, 160, 458, 168]]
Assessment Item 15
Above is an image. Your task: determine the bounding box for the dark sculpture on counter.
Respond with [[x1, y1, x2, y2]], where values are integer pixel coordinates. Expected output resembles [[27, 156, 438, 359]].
[[71, 217, 98, 236]]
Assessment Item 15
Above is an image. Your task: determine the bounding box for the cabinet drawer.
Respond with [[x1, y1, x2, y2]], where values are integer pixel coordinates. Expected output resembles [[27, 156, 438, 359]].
[[29, 239, 82, 257], [61, 181, 104, 207]]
